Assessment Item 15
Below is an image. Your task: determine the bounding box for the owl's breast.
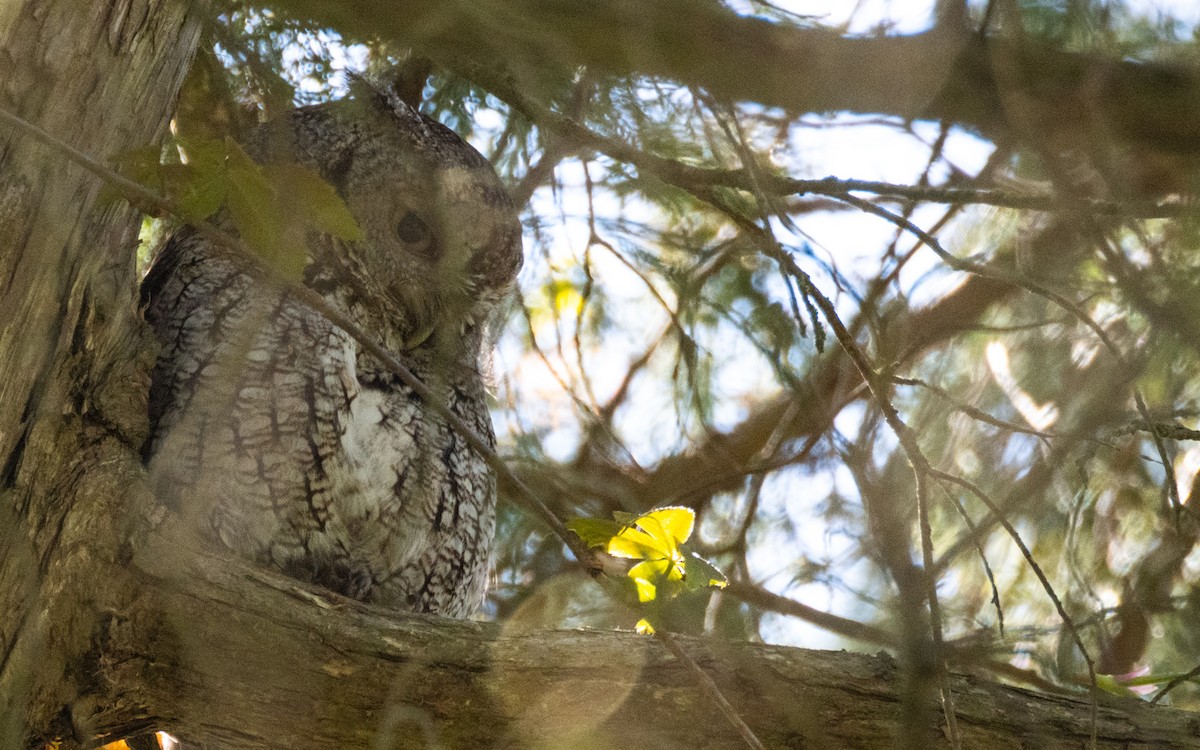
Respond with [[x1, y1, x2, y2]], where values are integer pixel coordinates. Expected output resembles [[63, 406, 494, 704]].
[[308, 352, 497, 614], [316, 383, 426, 569]]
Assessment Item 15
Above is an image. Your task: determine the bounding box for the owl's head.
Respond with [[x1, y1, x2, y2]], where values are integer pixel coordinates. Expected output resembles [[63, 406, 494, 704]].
[[240, 86, 523, 364]]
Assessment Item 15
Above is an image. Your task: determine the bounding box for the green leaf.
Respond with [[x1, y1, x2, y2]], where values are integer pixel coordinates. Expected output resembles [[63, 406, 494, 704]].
[[681, 551, 728, 592], [225, 144, 298, 277], [164, 163, 227, 221], [224, 139, 362, 280], [115, 145, 168, 187], [177, 136, 234, 172], [265, 163, 364, 242], [566, 517, 624, 548], [101, 145, 169, 211], [611, 511, 638, 526], [1095, 674, 1139, 697], [1114, 671, 1193, 687]]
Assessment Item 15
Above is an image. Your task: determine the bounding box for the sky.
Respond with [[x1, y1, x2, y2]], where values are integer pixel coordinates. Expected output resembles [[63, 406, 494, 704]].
[[787, 0, 1200, 32]]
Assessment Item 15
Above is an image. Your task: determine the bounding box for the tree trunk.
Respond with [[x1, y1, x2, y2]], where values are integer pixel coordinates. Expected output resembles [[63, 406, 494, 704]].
[[0, 0, 202, 745]]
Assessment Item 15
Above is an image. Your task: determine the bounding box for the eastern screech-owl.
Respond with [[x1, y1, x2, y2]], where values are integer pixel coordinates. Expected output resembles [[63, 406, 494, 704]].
[[142, 89, 522, 617]]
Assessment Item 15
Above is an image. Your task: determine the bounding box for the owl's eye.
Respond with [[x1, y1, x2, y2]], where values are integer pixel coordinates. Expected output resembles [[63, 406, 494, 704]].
[[396, 212, 431, 245]]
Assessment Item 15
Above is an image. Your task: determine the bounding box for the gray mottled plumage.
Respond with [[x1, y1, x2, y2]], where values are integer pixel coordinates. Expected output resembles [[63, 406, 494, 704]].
[[142, 89, 522, 617]]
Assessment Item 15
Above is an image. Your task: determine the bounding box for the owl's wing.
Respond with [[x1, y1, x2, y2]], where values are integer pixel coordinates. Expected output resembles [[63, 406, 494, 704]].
[[142, 230, 356, 566]]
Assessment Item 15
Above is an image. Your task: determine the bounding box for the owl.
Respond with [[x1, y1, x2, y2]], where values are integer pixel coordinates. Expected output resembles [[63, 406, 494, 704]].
[[142, 88, 522, 617]]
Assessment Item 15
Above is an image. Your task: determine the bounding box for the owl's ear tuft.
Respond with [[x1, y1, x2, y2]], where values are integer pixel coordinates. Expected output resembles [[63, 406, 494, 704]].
[[391, 58, 433, 108], [347, 73, 429, 136], [345, 59, 431, 112], [344, 73, 391, 111]]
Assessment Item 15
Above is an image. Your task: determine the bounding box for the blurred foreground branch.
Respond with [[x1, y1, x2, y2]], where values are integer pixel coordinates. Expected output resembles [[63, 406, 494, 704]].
[[273, 0, 1200, 195]]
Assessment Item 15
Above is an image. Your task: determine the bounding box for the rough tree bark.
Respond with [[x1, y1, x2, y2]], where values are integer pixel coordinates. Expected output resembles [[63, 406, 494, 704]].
[[2, 2, 1200, 749], [87, 537, 1200, 749], [0, 0, 203, 745]]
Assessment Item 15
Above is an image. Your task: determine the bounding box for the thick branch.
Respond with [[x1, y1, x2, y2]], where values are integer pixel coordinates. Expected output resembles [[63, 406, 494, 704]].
[[270, 0, 1200, 166], [81, 535, 1200, 750]]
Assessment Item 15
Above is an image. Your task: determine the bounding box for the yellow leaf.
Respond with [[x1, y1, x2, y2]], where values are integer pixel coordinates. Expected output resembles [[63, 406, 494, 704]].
[[608, 507, 694, 589], [551, 279, 582, 315], [569, 507, 716, 603], [632, 575, 657, 602], [629, 559, 670, 601], [607, 507, 694, 562], [635, 618, 656, 635], [644, 506, 696, 545]]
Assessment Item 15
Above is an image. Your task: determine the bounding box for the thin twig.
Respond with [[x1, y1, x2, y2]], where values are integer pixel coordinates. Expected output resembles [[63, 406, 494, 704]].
[[838, 191, 1176, 523], [725, 582, 896, 646], [892, 375, 1054, 443], [470, 68, 1188, 219], [686, 128, 959, 744], [936, 484, 1006, 637], [1150, 662, 1200, 705], [655, 630, 766, 750], [1119, 422, 1200, 442], [929, 469, 1098, 687]]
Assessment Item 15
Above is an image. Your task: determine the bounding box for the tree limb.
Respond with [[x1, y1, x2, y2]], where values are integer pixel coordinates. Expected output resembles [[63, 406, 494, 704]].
[[79, 534, 1200, 750], [269, 0, 1200, 178]]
